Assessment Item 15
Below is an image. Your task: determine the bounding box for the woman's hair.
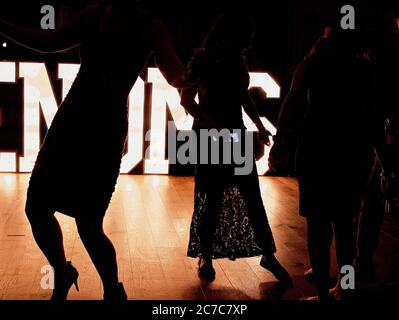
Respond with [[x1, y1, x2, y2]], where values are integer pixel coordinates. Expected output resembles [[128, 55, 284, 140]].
[[202, 13, 255, 50]]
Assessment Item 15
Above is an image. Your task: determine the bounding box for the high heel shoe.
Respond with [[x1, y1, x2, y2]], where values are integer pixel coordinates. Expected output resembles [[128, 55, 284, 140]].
[[198, 258, 216, 282], [51, 261, 79, 301], [260, 255, 293, 287], [103, 282, 128, 301]]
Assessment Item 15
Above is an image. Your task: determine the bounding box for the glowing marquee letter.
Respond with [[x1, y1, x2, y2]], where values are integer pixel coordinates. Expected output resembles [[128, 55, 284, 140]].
[[120, 78, 145, 174], [0, 62, 17, 172], [0, 64, 280, 175], [145, 68, 194, 174], [244, 72, 280, 175], [145, 69, 280, 175], [19, 63, 59, 172], [58, 64, 80, 99], [19, 63, 144, 174]]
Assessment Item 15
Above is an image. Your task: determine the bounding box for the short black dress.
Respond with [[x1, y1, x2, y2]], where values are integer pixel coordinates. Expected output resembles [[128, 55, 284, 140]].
[[186, 44, 276, 260], [26, 9, 153, 218]]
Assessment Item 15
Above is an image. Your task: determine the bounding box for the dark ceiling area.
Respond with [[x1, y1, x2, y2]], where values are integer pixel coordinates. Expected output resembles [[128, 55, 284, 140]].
[[0, 0, 397, 89]]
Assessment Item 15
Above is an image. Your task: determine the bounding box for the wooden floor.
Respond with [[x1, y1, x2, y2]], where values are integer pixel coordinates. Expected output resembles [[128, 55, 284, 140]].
[[0, 174, 398, 300]]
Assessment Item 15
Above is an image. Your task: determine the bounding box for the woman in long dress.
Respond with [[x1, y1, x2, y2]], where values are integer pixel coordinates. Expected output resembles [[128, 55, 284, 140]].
[[0, 1, 191, 300], [180, 13, 292, 284]]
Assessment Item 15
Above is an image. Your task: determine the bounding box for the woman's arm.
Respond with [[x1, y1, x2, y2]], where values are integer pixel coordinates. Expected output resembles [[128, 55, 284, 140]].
[[0, 4, 100, 53], [180, 87, 219, 129], [148, 19, 193, 89], [242, 93, 271, 144], [274, 58, 308, 143], [268, 58, 309, 172]]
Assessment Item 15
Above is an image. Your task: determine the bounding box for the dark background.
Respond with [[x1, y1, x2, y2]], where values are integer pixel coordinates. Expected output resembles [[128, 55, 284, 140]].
[[0, 0, 397, 174]]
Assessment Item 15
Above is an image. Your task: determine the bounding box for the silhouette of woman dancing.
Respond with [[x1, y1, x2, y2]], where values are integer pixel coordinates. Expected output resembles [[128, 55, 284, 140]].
[[0, 1, 191, 300], [269, 23, 377, 299], [181, 13, 291, 284]]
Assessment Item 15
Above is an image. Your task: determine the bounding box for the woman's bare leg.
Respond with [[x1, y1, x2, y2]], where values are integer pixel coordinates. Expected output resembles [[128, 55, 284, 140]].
[[75, 217, 119, 293], [25, 209, 67, 273], [306, 215, 333, 300]]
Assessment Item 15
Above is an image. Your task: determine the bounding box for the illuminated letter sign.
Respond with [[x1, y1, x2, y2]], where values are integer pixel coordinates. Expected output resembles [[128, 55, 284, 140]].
[[145, 68, 194, 174], [245, 72, 280, 174], [19, 63, 59, 172], [0, 62, 17, 172], [0, 63, 280, 175], [145, 69, 280, 175], [120, 77, 145, 174]]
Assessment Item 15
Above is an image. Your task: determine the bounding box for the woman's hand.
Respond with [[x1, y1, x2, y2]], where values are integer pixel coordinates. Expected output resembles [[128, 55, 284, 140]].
[[150, 19, 194, 89], [268, 142, 282, 172], [253, 128, 271, 161], [254, 135, 265, 161], [268, 137, 292, 174], [257, 127, 272, 147]]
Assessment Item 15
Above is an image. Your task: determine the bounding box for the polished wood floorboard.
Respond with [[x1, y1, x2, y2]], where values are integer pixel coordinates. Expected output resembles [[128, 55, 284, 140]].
[[0, 174, 398, 300]]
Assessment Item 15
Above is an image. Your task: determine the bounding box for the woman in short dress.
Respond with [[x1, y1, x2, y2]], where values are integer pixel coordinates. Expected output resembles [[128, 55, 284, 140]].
[[0, 0, 191, 300]]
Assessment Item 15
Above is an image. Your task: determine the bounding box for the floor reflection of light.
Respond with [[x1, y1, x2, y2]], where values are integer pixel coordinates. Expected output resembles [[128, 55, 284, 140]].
[[151, 175, 161, 187], [0, 153, 17, 172], [259, 176, 270, 192], [125, 180, 133, 192], [0, 173, 16, 194]]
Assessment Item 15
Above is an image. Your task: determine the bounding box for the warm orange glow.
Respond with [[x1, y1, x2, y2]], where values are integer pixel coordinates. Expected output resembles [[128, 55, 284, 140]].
[[0, 63, 280, 175]]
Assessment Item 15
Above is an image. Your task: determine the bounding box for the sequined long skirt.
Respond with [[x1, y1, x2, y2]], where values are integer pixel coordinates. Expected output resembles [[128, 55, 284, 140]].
[[187, 132, 276, 260]]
